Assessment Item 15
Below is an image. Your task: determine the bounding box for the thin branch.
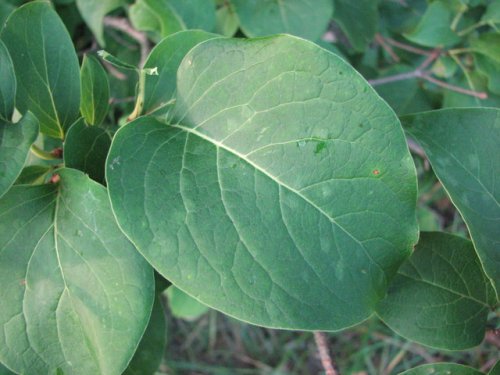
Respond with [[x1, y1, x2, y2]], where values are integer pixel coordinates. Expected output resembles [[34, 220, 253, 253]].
[[368, 70, 420, 86], [421, 74, 488, 99], [375, 34, 400, 62], [314, 332, 338, 375], [382, 36, 432, 56], [416, 48, 441, 70], [103, 16, 150, 67]]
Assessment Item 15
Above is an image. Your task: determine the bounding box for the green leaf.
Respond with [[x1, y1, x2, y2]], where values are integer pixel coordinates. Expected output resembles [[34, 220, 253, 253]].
[[0, 40, 15, 122], [75, 0, 127, 46], [130, 0, 216, 39], [142, 30, 219, 115], [399, 363, 485, 375], [166, 286, 209, 321], [107, 35, 419, 330], [442, 72, 500, 108], [403, 108, 500, 298], [97, 50, 137, 71], [489, 361, 500, 375], [80, 55, 110, 126], [470, 33, 500, 64], [403, 1, 461, 47], [332, 0, 378, 51], [416, 206, 441, 232], [64, 119, 111, 184], [475, 54, 500, 95], [215, 1, 239, 37], [232, 0, 334, 40], [377, 232, 495, 350], [481, 1, 500, 25], [1, 1, 80, 139], [0, 168, 154, 375], [15, 165, 52, 186], [123, 294, 166, 375], [0, 112, 39, 198], [0, 362, 15, 375], [0, 2, 15, 30]]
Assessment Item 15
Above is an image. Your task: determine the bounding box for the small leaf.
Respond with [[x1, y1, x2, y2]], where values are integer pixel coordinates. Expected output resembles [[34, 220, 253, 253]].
[[470, 33, 500, 64], [481, 1, 500, 26], [75, 0, 127, 46], [166, 286, 210, 321], [0, 168, 154, 375], [107, 35, 418, 331], [215, 1, 239, 37], [64, 119, 111, 184], [0, 112, 39, 198], [130, 0, 216, 39], [403, 1, 461, 47], [403, 108, 500, 298], [332, 0, 378, 51], [399, 363, 485, 375], [97, 50, 137, 71], [377, 232, 495, 350], [142, 30, 219, 115], [1, 1, 80, 139], [123, 295, 166, 375], [14, 165, 52, 186], [80, 55, 110, 126], [0, 40, 15, 122], [232, 0, 334, 40], [475, 54, 500, 95]]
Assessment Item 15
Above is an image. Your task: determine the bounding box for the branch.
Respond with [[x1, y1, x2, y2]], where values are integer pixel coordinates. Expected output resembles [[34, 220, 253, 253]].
[[103, 16, 150, 67], [375, 34, 400, 62], [381, 35, 432, 56], [314, 332, 338, 375]]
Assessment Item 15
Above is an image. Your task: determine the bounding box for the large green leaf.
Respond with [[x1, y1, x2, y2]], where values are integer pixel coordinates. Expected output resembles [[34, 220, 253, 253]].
[[0, 1, 80, 139], [80, 55, 110, 126], [403, 1, 461, 48], [123, 294, 166, 375], [332, 0, 378, 51], [107, 35, 419, 330], [403, 109, 500, 297], [470, 33, 500, 64], [0, 40, 15, 122], [0, 362, 15, 375], [0, 113, 39, 198], [64, 119, 111, 184], [400, 363, 484, 375], [231, 0, 333, 40], [142, 30, 219, 115], [377, 232, 495, 350], [76, 0, 127, 46], [0, 168, 154, 375]]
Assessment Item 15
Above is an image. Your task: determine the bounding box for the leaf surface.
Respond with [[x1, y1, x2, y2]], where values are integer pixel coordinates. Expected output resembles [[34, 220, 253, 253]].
[[80, 55, 110, 126], [0, 168, 154, 375], [1, 1, 80, 139], [332, 0, 378, 51], [231, 0, 333, 40], [107, 35, 418, 330], [64, 119, 111, 184], [142, 30, 219, 115], [403, 109, 500, 298], [377, 232, 495, 350], [166, 286, 210, 320], [123, 294, 166, 375], [0, 113, 39, 198], [0, 40, 15, 122]]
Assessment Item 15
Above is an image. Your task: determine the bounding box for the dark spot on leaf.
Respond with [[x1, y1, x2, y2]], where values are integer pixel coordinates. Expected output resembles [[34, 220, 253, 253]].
[[372, 169, 380, 175], [314, 142, 326, 154]]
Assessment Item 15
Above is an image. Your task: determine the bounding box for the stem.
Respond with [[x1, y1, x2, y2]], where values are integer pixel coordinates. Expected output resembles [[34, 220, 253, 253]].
[[421, 74, 488, 98], [457, 21, 485, 36], [368, 70, 420, 86], [375, 34, 400, 62], [314, 332, 338, 375], [128, 69, 147, 121], [30, 145, 60, 160], [381, 36, 432, 56]]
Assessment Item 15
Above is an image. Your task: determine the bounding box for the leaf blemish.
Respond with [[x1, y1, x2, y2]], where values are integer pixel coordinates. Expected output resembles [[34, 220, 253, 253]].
[[372, 169, 380, 176]]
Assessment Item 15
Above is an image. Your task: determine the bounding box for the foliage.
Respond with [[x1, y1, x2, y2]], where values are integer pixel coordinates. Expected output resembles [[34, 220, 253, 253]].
[[0, 0, 498, 374]]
